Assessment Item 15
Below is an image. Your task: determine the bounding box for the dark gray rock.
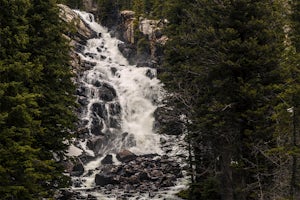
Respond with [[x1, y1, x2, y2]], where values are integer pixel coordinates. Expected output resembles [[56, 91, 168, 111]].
[[76, 86, 87, 97], [136, 60, 157, 68], [57, 189, 75, 200], [109, 103, 121, 115], [99, 83, 117, 102], [101, 154, 113, 165], [118, 42, 136, 64], [78, 96, 88, 106], [87, 194, 97, 200], [138, 171, 150, 181], [91, 102, 107, 119], [78, 153, 95, 164], [90, 117, 104, 135], [82, 60, 97, 69], [87, 136, 106, 154], [71, 162, 84, 177], [146, 69, 155, 79], [95, 173, 119, 186], [93, 80, 101, 87], [75, 44, 85, 54], [111, 67, 117, 75], [85, 52, 97, 59], [109, 117, 120, 129]]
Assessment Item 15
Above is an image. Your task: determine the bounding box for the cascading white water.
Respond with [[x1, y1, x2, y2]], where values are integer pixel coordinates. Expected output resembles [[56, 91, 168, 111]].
[[73, 10, 163, 156], [66, 10, 188, 200]]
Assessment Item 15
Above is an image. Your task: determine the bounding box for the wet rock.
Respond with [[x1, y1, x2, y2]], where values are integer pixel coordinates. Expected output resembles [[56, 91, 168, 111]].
[[82, 60, 97, 69], [73, 179, 82, 187], [87, 136, 106, 154], [76, 86, 87, 97], [57, 189, 75, 200], [75, 44, 85, 54], [161, 178, 175, 187], [150, 170, 163, 180], [93, 80, 101, 87], [71, 162, 84, 177], [118, 42, 136, 64], [159, 137, 167, 145], [122, 134, 136, 147], [78, 153, 95, 164], [95, 173, 119, 186], [146, 69, 155, 79], [127, 174, 139, 184], [87, 194, 97, 200], [96, 47, 102, 52], [124, 184, 134, 192], [90, 117, 104, 135], [85, 52, 97, 59], [101, 154, 113, 165], [111, 67, 117, 75], [99, 83, 117, 102], [76, 127, 89, 138], [138, 171, 150, 181], [149, 191, 155, 198], [91, 102, 107, 119], [116, 149, 137, 163], [109, 117, 120, 129], [78, 96, 88, 106], [122, 132, 129, 139], [154, 107, 184, 135], [109, 103, 121, 115], [136, 60, 156, 68]]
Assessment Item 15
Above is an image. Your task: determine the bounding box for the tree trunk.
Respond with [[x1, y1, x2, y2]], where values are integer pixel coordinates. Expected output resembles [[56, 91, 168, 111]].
[[290, 104, 298, 198], [220, 146, 234, 200]]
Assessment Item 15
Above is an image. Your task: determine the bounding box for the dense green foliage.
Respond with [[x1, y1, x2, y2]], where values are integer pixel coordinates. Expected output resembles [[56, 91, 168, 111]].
[[3, 0, 300, 199], [0, 0, 76, 199], [159, 0, 300, 199]]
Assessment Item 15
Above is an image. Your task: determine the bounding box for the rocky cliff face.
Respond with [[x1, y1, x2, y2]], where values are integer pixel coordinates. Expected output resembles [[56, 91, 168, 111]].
[[59, 4, 159, 67], [58, 4, 98, 76], [118, 11, 168, 68]]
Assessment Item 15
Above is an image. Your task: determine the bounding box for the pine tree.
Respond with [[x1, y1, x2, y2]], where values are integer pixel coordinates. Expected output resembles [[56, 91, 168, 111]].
[[26, 0, 76, 188], [160, 0, 286, 199], [0, 0, 56, 198]]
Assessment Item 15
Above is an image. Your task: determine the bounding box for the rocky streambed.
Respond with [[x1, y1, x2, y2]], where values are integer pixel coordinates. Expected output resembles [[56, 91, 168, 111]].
[[59, 149, 186, 199]]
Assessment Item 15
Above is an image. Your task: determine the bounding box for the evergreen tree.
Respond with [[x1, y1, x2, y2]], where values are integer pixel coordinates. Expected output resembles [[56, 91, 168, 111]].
[[28, 0, 76, 152], [160, 0, 286, 199], [26, 0, 76, 188], [0, 0, 57, 198]]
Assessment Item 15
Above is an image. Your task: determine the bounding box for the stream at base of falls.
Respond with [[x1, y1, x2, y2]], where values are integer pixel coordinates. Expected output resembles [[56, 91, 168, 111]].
[[62, 10, 188, 200]]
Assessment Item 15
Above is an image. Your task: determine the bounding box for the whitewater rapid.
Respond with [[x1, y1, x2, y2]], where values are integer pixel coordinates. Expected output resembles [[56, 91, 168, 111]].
[[72, 10, 164, 156], [65, 10, 188, 200]]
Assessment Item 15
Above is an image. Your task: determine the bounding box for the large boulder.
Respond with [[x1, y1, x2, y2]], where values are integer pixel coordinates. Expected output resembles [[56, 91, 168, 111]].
[[99, 83, 117, 102], [91, 102, 107, 119], [90, 117, 104, 135], [101, 154, 113, 165], [95, 173, 119, 186], [71, 162, 84, 177], [86, 136, 107, 154], [116, 149, 137, 163]]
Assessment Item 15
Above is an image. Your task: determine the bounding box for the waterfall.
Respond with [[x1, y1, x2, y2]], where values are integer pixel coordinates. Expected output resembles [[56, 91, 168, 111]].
[[65, 10, 187, 200]]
